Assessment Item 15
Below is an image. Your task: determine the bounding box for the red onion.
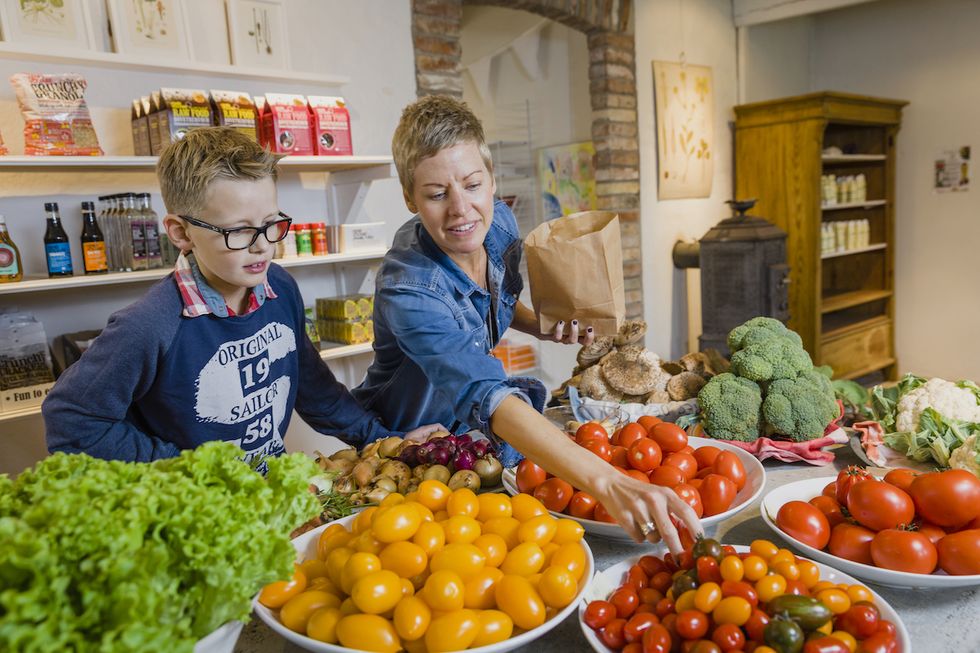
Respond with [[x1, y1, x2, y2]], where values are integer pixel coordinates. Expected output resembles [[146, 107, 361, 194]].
[[470, 440, 491, 457], [429, 447, 452, 467], [453, 449, 476, 471], [455, 434, 473, 447], [398, 444, 421, 465]]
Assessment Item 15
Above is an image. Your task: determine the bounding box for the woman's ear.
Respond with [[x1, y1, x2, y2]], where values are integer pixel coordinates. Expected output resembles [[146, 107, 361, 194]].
[[163, 214, 193, 252], [404, 190, 418, 214]]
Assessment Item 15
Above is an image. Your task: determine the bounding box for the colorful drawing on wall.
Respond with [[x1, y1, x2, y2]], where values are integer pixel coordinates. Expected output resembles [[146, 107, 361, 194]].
[[0, 0, 95, 50], [537, 141, 597, 220], [934, 146, 970, 192], [652, 60, 714, 199]]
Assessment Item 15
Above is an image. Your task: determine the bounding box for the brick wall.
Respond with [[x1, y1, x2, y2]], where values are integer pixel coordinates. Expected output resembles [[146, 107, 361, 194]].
[[412, 0, 642, 318]]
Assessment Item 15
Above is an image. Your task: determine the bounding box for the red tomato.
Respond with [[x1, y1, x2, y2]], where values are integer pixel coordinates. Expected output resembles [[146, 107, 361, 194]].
[[712, 452, 747, 491], [621, 468, 652, 484], [623, 643, 642, 653], [784, 579, 810, 596], [695, 556, 721, 583], [610, 585, 640, 619], [611, 445, 630, 468], [711, 623, 745, 652], [916, 522, 946, 545], [870, 529, 937, 574], [585, 438, 613, 462], [663, 452, 698, 481], [695, 466, 714, 480], [692, 445, 722, 470], [858, 631, 899, 653], [720, 580, 758, 606], [678, 446, 695, 456], [743, 608, 770, 642], [822, 481, 837, 498], [809, 495, 846, 528], [883, 468, 920, 493], [835, 602, 879, 638], [654, 596, 674, 617], [626, 565, 649, 590], [835, 465, 874, 507], [649, 465, 686, 488], [700, 474, 737, 517], [675, 610, 709, 640], [515, 459, 547, 494], [576, 421, 609, 445], [688, 478, 704, 491], [776, 500, 832, 549], [876, 620, 898, 638], [650, 423, 689, 454], [674, 483, 704, 518], [908, 470, 980, 527], [936, 528, 980, 575], [637, 415, 662, 433], [828, 523, 876, 565], [638, 555, 668, 577], [846, 480, 915, 531], [599, 618, 628, 649], [594, 503, 616, 523], [628, 438, 664, 472], [802, 636, 851, 653], [624, 612, 660, 643], [619, 423, 650, 450], [533, 477, 574, 512], [568, 491, 598, 520], [584, 600, 616, 629], [642, 624, 673, 653]]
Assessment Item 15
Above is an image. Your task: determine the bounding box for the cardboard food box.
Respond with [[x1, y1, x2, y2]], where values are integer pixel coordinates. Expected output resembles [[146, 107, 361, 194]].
[[147, 90, 163, 155], [308, 96, 353, 155], [130, 99, 147, 156], [210, 90, 258, 142], [156, 88, 213, 150], [338, 222, 385, 253], [260, 93, 314, 155]]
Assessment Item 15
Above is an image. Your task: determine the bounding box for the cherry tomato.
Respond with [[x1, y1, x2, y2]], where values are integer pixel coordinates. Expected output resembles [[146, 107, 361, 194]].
[[915, 522, 946, 545], [687, 642, 722, 653], [870, 529, 938, 574], [936, 528, 980, 575], [611, 445, 630, 468], [638, 554, 668, 577], [649, 465, 686, 488], [664, 452, 699, 481], [712, 452, 746, 491], [621, 468, 652, 484], [628, 438, 664, 472], [258, 566, 307, 608], [846, 480, 915, 532], [809, 495, 847, 528], [650, 422, 689, 454], [650, 571, 674, 593], [829, 523, 875, 565], [584, 600, 617, 629], [533, 478, 574, 512], [675, 609, 710, 640], [883, 468, 920, 492], [495, 575, 545, 630], [712, 623, 745, 651], [594, 503, 616, 523], [599, 618, 628, 649], [908, 469, 980, 527], [610, 585, 641, 619], [642, 624, 673, 653], [627, 564, 649, 590], [624, 612, 660, 643], [700, 474, 737, 517], [619, 423, 650, 450], [515, 459, 548, 494], [696, 556, 722, 584], [858, 631, 899, 653], [674, 484, 704, 518], [576, 421, 609, 445], [720, 580, 758, 606], [876, 619, 897, 638], [744, 608, 770, 642], [776, 500, 831, 549], [568, 490, 598, 520], [637, 415, 662, 432], [835, 602, 879, 638], [835, 465, 873, 505], [692, 445, 722, 471], [585, 438, 613, 463], [802, 636, 850, 653], [822, 481, 837, 498]]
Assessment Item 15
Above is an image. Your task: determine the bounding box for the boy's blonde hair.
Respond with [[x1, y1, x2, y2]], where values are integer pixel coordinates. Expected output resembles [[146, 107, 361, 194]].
[[392, 95, 493, 198], [157, 127, 280, 215]]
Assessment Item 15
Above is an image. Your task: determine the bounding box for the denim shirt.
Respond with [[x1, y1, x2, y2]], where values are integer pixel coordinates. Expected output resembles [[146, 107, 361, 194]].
[[352, 200, 545, 467]]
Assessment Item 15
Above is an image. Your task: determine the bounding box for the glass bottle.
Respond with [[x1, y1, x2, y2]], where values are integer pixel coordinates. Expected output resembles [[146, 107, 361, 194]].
[[81, 201, 108, 275], [0, 215, 24, 283], [138, 193, 163, 269], [43, 202, 73, 278], [123, 193, 146, 271]]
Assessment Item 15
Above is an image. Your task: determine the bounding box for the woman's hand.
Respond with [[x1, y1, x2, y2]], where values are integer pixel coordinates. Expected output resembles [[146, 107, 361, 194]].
[[545, 319, 596, 346], [403, 423, 447, 443]]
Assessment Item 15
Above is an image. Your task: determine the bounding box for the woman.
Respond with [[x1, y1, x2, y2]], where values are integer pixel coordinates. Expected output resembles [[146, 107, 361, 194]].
[[353, 96, 701, 553]]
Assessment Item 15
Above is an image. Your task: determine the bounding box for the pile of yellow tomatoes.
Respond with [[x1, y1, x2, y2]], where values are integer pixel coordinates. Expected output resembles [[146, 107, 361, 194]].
[[259, 479, 590, 652]]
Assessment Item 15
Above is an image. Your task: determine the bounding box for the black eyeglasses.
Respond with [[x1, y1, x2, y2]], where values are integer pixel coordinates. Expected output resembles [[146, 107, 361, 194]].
[[178, 212, 293, 251]]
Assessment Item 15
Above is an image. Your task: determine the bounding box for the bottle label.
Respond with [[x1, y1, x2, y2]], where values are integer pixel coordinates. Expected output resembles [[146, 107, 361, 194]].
[[45, 242, 73, 274], [83, 242, 108, 272], [0, 243, 19, 276], [131, 221, 146, 261], [144, 222, 162, 259]]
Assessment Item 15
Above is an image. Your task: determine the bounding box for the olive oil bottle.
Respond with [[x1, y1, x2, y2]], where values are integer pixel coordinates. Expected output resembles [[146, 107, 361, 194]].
[[0, 215, 24, 282]]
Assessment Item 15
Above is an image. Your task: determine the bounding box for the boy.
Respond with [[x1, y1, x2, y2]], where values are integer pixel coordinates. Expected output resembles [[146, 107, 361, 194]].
[[43, 127, 433, 465]]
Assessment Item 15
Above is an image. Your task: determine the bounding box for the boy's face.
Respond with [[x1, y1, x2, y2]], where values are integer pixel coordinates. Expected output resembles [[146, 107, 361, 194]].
[[164, 176, 279, 306], [406, 141, 496, 262]]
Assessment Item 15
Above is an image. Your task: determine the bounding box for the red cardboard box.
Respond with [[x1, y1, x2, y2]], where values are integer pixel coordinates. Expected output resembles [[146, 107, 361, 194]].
[[308, 96, 353, 155], [261, 93, 314, 155]]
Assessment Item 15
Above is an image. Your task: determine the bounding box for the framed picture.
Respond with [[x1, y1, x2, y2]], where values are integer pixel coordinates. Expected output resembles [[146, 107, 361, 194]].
[[105, 0, 193, 60], [652, 60, 714, 199], [537, 141, 597, 220], [225, 0, 289, 70], [0, 0, 96, 51]]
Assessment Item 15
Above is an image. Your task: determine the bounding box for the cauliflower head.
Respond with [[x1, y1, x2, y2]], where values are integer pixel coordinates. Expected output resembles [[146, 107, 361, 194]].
[[949, 434, 980, 478], [727, 317, 803, 353], [895, 378, 980, 432], [762, 369, 839, 441], [698, 372, 763, 442], [730, 328, 813, 382]]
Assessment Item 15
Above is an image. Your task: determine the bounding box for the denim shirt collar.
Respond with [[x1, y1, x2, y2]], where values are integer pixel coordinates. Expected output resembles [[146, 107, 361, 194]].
[[186, 252, 267, 317]]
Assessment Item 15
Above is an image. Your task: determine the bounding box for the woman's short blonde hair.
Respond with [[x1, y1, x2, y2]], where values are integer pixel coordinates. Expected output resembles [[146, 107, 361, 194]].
[[391, 95, 493, 198], [156, 127, 280, 215]]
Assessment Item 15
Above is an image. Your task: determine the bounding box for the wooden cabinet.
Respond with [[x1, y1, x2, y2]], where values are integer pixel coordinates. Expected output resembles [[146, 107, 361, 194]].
[[734, 92, 907, 381]]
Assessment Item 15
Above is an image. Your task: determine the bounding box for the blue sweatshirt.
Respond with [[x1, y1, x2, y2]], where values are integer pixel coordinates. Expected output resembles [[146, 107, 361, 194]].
[[42, 263, 392, 464]]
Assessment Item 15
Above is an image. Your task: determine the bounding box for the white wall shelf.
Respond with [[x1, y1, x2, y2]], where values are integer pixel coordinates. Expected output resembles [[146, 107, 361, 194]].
[[0, 43, 348, 86], [821, 199, 887, 211], [0, 155, 393, 173], [319, 342, 374, 362], [821, 154, 887, 163], [0, 250, 387, 296], [0, 405, 44, 424], [821, 243, 888, 259]]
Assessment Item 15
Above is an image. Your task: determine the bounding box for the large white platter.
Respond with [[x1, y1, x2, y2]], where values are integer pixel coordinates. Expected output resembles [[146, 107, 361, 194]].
[[254, 512, 595, 653], [579, 546, 912, 653], [502, 436, 766, 543], [761, 476, 980, 589]]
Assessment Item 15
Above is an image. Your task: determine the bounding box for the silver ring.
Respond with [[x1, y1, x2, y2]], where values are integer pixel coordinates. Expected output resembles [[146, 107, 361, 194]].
[[639, 522, 657, 537]]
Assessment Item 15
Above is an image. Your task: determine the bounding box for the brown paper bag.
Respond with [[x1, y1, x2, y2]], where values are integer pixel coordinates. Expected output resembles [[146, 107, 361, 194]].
[[525, 211, 626, 336]]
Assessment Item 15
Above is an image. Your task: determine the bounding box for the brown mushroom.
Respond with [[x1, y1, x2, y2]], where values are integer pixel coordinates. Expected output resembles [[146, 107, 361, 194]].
[[667, 371, 707, 401]]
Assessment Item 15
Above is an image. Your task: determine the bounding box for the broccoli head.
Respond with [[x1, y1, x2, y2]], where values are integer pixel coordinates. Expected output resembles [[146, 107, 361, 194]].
[[729, 327, 812, 382], [698, 372, 763, 442], [727, 316, 803, 353], [762, 369, 840, 441]]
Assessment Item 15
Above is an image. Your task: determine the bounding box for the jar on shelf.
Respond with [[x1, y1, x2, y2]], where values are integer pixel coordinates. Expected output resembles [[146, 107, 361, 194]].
[[294, 224, 313, 256], [281, 223, 298, 257], [312, 222, 328, 256]]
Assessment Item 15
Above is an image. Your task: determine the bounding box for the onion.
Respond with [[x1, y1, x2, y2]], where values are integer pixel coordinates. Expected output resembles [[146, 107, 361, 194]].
[[398, 444, 421, 465], [447, 469, 481, 491], [429, 447, 451, 467], [470, 440, 491, 458], [455, 434, 473, 447], [473, 456, 503, 487], [423, 464, 451, 484], [453, 449, 476, 472]]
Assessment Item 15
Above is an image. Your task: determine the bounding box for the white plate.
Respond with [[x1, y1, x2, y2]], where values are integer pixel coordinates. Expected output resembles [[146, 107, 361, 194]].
[[254, 513, 595, 653], [578, 546, 912, 653], [761, 476, 980, 589], [502, 436, 766, 543]]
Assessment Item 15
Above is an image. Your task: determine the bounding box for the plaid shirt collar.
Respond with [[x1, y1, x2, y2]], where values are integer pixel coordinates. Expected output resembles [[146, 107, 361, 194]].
[[174, 252, 277, 318]]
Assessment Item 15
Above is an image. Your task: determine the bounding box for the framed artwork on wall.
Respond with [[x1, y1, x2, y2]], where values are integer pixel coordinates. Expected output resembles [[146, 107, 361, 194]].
[[0, 0, 96, 51], [225, 0, 289, 70], [105, 0, 193, 60], [537, 141, 598, 220], [652, 60, 714, 200]]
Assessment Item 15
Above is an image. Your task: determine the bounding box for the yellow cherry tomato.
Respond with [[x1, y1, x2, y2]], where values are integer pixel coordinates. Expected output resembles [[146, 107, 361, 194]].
[[340, 551, 382, 594], [351, 530, 385, 555], [352, 507, 378, 534], [482, 517, 522, 549], [811, 580, 838, 594], [674, 589, 697, 613], [401, 577, 415, 597], [754, 648, 779, 653], [339, 597, 359, 616], [433, 510, 450, 522], [422, 569, 466, 612], [518, 514, 558, 546], [550, 542, 588, 581], [317, 524, 353, 560], [372, 504, 423, 543], [380, 492, 405, 507], [817, 620, 834, 635], [335, 614, 400, 653], [477, 492, 513, 521], [755, 574, 788, 602], [447, 488, 480, 517], [816, 588, 851, 615], [719, 555, 744, 582], [742, 555, 768, 581], [750, 539, 780, 560], [694, 582, 723, 613], [541, 542, 560, 567], [443, 515, 481, 544], [846, 584, 874, 604], [412, 521, 446, 557], [552, 518, 585, 545], [500, 542, 545, 577], [307, 576, 339, 593], [831, 630, 858, 652], [351, 570, 403, 614], [774, 560, 801, 581], [258, 565, 307, 609], [379, 540, 428, 579], [280, 590, 340, 633], [325, 547, 354, 588], [417, 480, 452, 512], [425, 609, 480, 653], [473, 533, 508, 568], [495, 574, 546, 630], [510, 493, 549, 522], [393, 595, 431, 641], [797, 560, 821, 588], [299, 558, 329, 581], [430, 543, 487, 581], [472, 609, 514, 647], [463, 567, 504, 609], [713, 596, 752, 626], [769, 548, 797, 567], [306, 607, 342, 644], [537, 566, 578, 609], [408, 501, 434, 523]]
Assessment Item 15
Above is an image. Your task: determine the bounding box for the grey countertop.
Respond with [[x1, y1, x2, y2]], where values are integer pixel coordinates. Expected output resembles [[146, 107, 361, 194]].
[[235, 445, 980, 653]]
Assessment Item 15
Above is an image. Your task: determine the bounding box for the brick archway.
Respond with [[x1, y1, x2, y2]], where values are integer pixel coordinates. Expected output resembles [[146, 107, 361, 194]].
[[411, 0, 643, 319]]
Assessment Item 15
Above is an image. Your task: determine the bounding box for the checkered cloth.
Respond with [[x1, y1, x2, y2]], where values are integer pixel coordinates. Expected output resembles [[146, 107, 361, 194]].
[[173, 252, 276, 318]]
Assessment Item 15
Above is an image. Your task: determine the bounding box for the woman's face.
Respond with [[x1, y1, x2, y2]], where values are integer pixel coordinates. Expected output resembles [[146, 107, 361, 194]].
[[408, 141, 496, 261]]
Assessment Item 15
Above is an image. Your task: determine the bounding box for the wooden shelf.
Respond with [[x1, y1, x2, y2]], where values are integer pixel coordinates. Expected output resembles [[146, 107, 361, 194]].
[[822, 154, 887, 163], [821, 199, 887, 212], [839, 357, 897, 381], [0, 250, 386, 296], [821, 315, 891, 342], [0, 155, 393, 174], [319, 342, 373, 361], [821, 243, 888, 259], [0, 405, 44, 423], [821, 289, 893, 314], [0, 42, 347, 86]]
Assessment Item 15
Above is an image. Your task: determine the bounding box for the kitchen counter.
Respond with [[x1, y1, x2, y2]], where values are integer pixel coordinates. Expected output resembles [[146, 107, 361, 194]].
[[235, 444, 980, 653]]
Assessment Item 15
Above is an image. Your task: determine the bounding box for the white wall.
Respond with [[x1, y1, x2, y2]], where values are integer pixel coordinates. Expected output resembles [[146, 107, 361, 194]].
[[0, 0, 417, 469], [738, 16, 813, 103]]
